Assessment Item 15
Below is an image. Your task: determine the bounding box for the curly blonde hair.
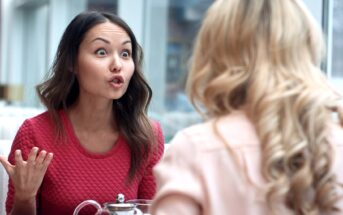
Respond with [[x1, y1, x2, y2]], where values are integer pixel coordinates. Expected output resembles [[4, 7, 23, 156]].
[[187, 0, 343, 214]]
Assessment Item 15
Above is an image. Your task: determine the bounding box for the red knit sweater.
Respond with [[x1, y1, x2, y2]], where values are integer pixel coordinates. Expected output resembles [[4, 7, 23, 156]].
[[6, 110, 164, 215]]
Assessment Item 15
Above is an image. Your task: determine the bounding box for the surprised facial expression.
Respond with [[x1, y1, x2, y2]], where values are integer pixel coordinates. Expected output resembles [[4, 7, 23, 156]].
[[76, 21, 135, 102]]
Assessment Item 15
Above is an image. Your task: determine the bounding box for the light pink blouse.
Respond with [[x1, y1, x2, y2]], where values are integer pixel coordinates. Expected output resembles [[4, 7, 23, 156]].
[[151, 111, 343, 215]]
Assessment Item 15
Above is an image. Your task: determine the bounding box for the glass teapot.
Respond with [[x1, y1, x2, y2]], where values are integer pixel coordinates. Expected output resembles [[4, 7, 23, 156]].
[[73, 194, 144, 215]]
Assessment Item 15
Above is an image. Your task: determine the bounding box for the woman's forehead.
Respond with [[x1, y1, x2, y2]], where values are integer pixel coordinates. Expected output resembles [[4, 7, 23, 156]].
[[83, 22, 131, 43]]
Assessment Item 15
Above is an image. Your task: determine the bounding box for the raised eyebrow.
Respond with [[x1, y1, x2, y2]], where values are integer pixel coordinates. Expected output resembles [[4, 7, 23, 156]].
[[122, 40, 132, 46], [90, 38, 131, 46], [90, 37, 110, 44]]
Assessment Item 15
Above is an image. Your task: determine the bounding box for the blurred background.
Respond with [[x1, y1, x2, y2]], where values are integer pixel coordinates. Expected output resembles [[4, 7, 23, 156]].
[[0, 0, 342, 142]]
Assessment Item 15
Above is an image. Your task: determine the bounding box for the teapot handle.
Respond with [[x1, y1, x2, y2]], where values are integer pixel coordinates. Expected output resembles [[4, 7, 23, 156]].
[[134, 208, 144, 215], [73, 200, 103, 215]]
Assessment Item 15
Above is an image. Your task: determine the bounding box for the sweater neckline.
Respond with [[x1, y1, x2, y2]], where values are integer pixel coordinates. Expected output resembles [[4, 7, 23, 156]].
[[59, 109, 124, 159]]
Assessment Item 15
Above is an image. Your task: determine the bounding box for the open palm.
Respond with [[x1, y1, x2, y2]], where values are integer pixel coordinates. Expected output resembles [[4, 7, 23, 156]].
[[0, 147, 53, 201]]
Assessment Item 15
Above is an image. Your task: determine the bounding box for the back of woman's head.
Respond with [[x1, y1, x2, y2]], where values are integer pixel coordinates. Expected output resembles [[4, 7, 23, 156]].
[[188, 0, 343, 214], [188, 0, 333, 115]]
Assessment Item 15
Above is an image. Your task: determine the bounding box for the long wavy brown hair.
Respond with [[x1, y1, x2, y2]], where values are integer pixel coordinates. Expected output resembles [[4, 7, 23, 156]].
[[36, 11, 155, 180], [187, 0, 343, 214]]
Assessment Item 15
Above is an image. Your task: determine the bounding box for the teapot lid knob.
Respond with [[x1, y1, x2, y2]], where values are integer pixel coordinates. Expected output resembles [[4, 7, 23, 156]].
[[116, 193, 125, 203]]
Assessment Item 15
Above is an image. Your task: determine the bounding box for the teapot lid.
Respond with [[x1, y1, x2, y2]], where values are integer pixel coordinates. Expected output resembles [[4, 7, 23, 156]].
[[104, 202, 136, 212]]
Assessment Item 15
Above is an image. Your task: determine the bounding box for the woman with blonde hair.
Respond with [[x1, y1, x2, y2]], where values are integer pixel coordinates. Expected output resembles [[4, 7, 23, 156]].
[[151, 0, 343, 214]]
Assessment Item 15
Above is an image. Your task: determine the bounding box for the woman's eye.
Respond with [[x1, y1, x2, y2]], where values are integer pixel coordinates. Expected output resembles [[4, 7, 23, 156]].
[[121, 50, 131, 58], [95, 48, 107, 56]]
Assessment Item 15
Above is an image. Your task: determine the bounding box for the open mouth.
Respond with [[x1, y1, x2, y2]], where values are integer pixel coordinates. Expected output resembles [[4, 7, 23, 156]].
[[111, 78, 122, 84], [109, 75, 124, 88], [110, 76, 124, 84]]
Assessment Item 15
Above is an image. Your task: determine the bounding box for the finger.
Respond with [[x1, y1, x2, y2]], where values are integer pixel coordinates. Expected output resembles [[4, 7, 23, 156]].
[[36, 150, 47, 164], [27, 147, 39, 164], [41, 153, 53, 172], [0, 156, 14, 176], [14, 150, 24, 168], [35, 150, 47, 170], [14, 150, 27, 176]]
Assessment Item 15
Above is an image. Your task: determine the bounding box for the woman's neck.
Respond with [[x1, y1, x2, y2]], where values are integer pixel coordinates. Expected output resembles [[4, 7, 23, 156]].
[[67, 100, 117, 133]]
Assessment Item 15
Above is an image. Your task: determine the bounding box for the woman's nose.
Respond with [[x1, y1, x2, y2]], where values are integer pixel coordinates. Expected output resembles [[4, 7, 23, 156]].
[[110, 54, 122, 72]]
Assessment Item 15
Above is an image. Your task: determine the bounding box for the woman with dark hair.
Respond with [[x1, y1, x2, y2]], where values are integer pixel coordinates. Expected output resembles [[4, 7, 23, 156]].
[[0, 11, 164, 215]]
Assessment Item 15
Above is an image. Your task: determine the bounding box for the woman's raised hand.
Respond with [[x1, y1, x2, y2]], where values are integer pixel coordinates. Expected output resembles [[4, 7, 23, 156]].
[[0, 147, 53, 201]]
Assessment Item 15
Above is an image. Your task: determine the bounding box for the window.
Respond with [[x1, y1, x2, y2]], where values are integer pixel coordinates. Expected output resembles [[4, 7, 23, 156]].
[[165, 1, 211, 113], [6, 0, 341, 142], [87, 0, 118, 13], [331, 0, 343, 79], [323, 0, 343, 94], [140, 0, 212, 142]]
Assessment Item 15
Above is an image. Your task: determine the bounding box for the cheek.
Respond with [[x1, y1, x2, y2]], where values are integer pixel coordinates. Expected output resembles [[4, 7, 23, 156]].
[[76, 58, 103, 88], [77, 55, 103, 77], [126, 61, 135, 80], [78, 57, 96, 72]]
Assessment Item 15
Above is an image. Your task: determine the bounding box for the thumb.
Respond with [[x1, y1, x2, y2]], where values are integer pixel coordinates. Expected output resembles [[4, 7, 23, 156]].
[[0, 155, 14, 176]]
